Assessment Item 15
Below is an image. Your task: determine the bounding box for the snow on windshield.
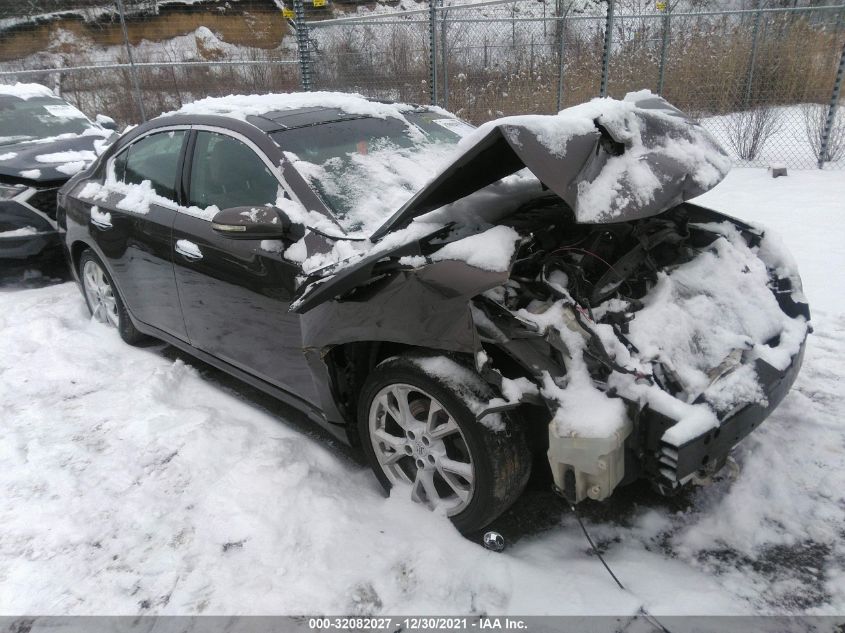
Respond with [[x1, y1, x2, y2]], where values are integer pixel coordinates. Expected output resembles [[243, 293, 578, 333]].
[[0, 93, 98, 146], [285, 141, 459, 235], [280, 113, 468, 235]]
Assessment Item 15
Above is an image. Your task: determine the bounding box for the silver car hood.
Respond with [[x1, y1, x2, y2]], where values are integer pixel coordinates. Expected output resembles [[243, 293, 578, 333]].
[[370, 92, 731, 240]]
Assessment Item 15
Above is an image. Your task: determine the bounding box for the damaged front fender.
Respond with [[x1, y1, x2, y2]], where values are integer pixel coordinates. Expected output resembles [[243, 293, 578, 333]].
[[300, 259, 509, 352]]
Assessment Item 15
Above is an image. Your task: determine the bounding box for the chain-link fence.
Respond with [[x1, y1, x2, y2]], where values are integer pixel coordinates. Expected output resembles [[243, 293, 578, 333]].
[[304, 0, 845, 168], [1, 0, 843, 168]]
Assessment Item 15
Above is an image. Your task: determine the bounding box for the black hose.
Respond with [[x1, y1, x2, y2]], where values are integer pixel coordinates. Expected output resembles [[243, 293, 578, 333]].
[[569, 502, 674, 633]]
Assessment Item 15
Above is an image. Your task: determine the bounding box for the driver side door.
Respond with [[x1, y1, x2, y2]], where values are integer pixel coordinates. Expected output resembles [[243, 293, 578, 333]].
[[172, 128, 320, 406]]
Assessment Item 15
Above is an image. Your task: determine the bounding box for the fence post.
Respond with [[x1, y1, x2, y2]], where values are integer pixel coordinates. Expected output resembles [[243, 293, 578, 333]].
[[293, 0, 312, 91], [657, 8, 670, 95], [819, 38, 845, 168], [115, 0, 146, 122], [744, 6, 762, 109], [429, 0, 438, 106], [556, 15, 566, 110], [441, 3, 449, 110], [599, 0, 615, 97]]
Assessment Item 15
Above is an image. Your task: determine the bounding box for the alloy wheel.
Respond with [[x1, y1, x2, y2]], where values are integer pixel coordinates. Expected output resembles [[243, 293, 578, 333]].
[[82, 259, 119, 328], [368, 383, 475, 515]]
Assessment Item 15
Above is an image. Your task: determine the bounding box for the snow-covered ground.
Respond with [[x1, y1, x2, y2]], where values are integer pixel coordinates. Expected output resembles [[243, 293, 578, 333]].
[[0, 168, 843, 615]]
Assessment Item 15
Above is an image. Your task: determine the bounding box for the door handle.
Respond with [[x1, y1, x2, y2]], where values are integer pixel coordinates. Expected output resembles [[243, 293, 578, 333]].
[[90, 208, 112, 230], [175, 239, 203, 261]]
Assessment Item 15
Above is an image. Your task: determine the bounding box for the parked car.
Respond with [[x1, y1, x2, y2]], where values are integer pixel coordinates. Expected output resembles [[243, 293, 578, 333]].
[[58, 91, 809, 532], [0, 82, 116, 276]]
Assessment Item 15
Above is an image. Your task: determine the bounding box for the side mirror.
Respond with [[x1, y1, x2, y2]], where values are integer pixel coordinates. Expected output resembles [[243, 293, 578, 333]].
[[211, 205, 297, 240], [95, 114, 118, 131]]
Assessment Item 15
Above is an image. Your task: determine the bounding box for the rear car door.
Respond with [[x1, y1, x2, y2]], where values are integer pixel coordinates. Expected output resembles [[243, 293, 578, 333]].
[[90, 128, 189, 339], [172, 128, 319, 404]]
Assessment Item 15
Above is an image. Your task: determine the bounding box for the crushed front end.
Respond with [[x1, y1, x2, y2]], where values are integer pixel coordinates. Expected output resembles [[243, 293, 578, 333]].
[[471, 199, 810, 503]]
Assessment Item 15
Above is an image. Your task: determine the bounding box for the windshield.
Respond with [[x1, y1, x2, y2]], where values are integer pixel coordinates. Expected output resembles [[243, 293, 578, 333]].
[[274, 112, 472, 235], [0, 96, 93, 146]]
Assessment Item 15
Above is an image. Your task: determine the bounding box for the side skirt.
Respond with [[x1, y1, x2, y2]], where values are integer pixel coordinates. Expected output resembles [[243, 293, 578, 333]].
[[131, 317, 351, 445]]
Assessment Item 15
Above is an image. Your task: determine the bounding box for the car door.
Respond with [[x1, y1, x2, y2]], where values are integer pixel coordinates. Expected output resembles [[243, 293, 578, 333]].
[[90, 127, 189, 340], [172, 128, 319, 404]]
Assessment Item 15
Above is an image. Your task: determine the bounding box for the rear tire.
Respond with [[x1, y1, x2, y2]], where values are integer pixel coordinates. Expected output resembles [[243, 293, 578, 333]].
[[358, 353, 531, 533], [78, 249, 145, 345]]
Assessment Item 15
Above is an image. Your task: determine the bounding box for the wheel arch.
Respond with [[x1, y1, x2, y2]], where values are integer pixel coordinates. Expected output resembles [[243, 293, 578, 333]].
[[321, 340, 479, 445]]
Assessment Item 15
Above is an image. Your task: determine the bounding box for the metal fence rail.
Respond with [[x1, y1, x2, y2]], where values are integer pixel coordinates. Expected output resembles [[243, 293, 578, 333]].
[[0, 0, 843, 168]]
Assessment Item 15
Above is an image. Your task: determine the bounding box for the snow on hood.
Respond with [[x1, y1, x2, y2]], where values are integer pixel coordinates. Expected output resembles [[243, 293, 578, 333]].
[[370, 91, 731, 240], [0, 132, 111, 183]]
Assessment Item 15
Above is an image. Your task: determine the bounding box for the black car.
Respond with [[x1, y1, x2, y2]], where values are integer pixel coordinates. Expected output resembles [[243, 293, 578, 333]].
[[58, 92, 809, 532], [1, 83, 116, 275]]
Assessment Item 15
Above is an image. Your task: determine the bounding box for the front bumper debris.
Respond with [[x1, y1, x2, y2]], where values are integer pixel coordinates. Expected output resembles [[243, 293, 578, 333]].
[[0, 196, 61, 264], [644, 338, 807, 494]]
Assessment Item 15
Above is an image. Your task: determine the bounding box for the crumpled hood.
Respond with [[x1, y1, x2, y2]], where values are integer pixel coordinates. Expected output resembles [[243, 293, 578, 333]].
[[370, 91, 731, 240], [0, 134, 108, 185]]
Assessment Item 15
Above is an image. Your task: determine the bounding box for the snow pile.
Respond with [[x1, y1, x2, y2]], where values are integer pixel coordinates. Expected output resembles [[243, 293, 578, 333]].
[[0, 226, 38, 237], [0, 152, 17, 160], [429, 225, 520, 273], [19, 169, 41, 179], [36, 149, 97, 176], [0, 82, 54, 100], [79, 178, 170, 216], [89, 206, 111, 226], [36, 149, 97, 164], [175, 239, 202, 259], [411, 356, 505, 431]]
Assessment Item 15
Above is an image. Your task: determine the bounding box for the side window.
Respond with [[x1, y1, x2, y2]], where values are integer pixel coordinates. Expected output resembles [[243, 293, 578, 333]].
[[188, 131, 279, 211], [117, 130, 186, 201]]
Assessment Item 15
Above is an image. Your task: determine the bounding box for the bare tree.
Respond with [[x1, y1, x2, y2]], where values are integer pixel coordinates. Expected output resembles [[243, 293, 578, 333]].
[[725, 105, 782, 161]]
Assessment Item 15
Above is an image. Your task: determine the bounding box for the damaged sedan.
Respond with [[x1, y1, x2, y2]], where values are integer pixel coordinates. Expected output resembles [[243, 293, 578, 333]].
[[1, 82, 116, 275], [58, 91, 809, 532]]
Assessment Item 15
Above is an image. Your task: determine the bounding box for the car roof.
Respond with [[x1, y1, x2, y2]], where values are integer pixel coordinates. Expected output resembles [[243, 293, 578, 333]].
[[238, 106, 373, 133], [0, 82, 56, 101], [165, 92, 431, 133]]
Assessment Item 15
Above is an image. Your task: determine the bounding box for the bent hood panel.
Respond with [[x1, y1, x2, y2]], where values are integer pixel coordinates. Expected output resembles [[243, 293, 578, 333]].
[[0, 134, 107, 184], [370, 92, 731, 240]]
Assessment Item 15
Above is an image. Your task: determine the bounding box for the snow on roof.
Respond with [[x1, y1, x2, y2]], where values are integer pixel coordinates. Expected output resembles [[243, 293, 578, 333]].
[[170, 91, 422, 122], [0, 82, 55, 100]]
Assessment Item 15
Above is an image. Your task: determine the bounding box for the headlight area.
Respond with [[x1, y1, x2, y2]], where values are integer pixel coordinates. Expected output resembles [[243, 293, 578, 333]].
[[468, 204, 810, 506], [0, 183, 26, 201], [0, 187, 61, 261]]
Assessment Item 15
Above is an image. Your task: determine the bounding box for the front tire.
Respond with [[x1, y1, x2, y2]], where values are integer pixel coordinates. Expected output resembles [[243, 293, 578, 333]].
[[79, 249, 144, 345], [358, 354, 531, 533]]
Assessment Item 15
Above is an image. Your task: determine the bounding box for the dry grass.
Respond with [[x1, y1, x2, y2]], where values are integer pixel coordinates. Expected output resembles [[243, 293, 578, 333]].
[[310, 12, 842, 126]]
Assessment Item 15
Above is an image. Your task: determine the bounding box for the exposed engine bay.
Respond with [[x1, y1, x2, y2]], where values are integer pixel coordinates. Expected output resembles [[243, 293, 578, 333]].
[[285, 91, 809, 508], [469, 196, 810, 503]]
